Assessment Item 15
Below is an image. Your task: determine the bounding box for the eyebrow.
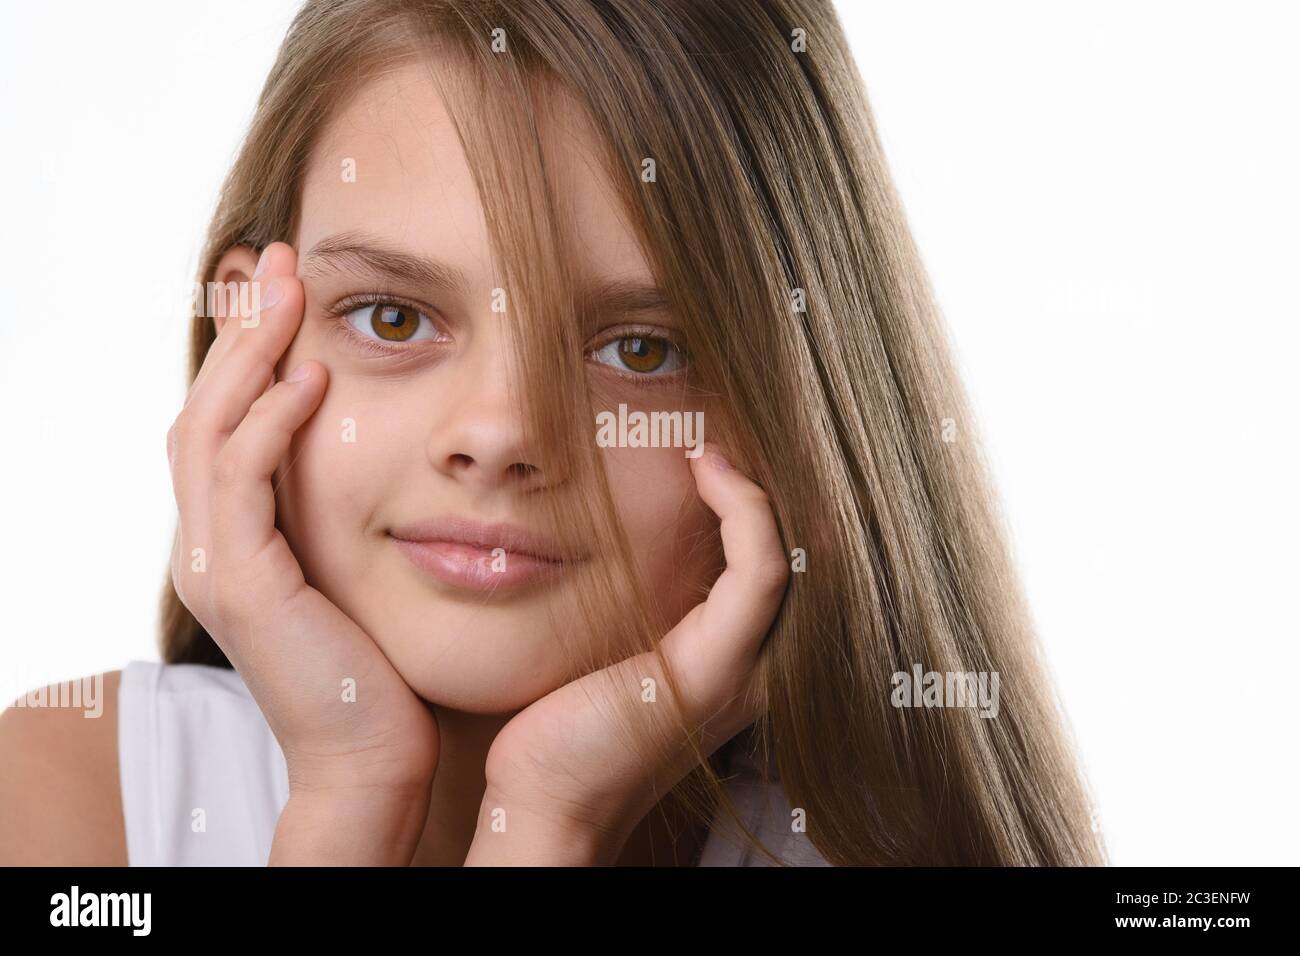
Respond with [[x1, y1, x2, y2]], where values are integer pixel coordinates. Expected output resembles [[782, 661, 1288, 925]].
[[301, 231, 471, 297], [301, 230, 671, 319], [581, 276, 671, 318]]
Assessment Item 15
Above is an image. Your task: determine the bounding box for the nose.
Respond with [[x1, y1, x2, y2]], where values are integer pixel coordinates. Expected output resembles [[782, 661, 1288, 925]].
[[425, 336, 556, 496]]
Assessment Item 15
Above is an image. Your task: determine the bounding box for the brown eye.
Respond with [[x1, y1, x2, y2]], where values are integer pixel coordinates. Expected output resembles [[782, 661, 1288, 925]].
[[371, 304, 420, 341], [618, 336, 667, 372], [342, 300, 441, 345], [590, 333, 686, 376]]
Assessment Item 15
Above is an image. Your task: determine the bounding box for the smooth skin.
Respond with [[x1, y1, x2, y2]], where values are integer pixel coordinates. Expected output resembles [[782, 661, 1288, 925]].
[[207, 243, 785, 864], [0, 63, 791, 866], [170, 243, 441, 864], [0, 256, 785, 863]]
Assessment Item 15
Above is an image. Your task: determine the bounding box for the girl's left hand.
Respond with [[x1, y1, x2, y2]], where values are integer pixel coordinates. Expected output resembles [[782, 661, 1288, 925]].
[[464, 444, 790, 865]]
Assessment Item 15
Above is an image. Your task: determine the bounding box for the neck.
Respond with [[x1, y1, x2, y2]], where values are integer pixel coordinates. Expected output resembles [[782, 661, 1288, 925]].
[[407, 705, 709, 866], [408, 705, 507, 867]]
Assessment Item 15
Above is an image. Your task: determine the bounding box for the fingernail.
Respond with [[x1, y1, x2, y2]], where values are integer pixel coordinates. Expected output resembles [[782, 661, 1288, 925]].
[[286, 362, 311, 383], [252, 247, 272, 279], [708, 447, 733, 471], [257, 279, 283, 311]]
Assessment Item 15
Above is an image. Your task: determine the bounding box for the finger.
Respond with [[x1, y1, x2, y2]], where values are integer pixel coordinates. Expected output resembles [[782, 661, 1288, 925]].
[[171, 241, 297, 486], [671, 443, 789, 661], [186, 269, 303, 434], [169, 255, 303, 521], [184, 242, 295, 408], [209, 360, 328, 565], [167, 243, 301, 634]]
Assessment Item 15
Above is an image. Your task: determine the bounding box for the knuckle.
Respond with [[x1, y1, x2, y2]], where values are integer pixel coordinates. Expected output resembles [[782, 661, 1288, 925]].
[[229, 341, 275, 381], [739, 484, 773, 509], [210, 447, 244, 488], [752, 556, 791, 592], [250, 353, 276, 385], [245, 390, 281, 426], [165, 418, 186, 461]]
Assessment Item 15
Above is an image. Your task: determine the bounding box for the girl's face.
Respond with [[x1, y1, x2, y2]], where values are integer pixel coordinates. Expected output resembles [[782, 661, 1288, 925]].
[[269, 62, 720, 713]]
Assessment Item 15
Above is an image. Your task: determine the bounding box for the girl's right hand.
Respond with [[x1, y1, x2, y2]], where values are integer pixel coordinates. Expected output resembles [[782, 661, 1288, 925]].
[[166, 242, 439, 863]]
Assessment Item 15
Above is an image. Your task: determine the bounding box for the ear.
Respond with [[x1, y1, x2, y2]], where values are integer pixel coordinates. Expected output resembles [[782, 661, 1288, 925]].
[[210, 245, 261, 336]]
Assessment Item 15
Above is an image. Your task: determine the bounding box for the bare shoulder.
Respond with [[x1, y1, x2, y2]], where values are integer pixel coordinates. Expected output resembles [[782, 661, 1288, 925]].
[[0, 670, 128, 865]]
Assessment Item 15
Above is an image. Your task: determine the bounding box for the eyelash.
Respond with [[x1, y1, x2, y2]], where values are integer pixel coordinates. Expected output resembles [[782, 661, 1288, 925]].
[[586, 325, 689, 380], [324, 295, 689, 378], [326, 292, 447, 357]]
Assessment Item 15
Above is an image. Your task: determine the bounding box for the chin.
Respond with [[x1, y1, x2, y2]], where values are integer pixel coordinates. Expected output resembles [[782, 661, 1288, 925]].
[[370, 602, 578, 714]]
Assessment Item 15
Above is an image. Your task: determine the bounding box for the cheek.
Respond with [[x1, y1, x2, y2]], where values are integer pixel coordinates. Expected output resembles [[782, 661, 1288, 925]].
[[602, 444, 721, 625], [273, 374, 407, 588], [273, 315, 424, 528]]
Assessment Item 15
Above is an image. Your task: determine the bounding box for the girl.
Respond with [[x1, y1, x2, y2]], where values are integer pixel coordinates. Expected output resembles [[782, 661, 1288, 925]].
[[0, 0, 1105, 866]]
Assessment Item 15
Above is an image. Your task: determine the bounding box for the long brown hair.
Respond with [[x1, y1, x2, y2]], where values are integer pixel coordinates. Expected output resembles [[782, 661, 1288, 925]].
[[161, 0, 1105, 866]]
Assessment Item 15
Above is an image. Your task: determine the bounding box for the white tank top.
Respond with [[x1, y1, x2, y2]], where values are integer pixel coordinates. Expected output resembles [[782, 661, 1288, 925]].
[[116, 660, 830, 866]]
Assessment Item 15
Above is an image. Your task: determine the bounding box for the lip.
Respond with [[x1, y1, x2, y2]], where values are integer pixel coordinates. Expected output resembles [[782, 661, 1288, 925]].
[[388, 515, 585, 592]]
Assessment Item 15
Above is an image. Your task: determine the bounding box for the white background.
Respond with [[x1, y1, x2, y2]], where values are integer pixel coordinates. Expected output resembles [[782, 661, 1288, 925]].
[[1, 1, 1296, 865]]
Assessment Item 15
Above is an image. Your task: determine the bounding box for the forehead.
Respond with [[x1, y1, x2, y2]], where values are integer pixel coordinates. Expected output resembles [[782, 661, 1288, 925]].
[[296, 60, 650, 286]]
